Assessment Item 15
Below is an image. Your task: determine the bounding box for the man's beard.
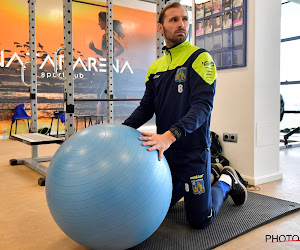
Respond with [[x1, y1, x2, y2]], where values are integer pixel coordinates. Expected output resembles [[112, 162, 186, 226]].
[[163, 26, 187, 46]]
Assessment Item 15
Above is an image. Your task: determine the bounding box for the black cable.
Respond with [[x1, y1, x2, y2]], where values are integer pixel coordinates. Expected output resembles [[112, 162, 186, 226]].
[[72, 0, 107, 8]]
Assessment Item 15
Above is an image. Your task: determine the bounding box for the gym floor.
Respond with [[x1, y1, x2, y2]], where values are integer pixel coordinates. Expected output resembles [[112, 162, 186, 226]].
[[0, 139, 299, 250]]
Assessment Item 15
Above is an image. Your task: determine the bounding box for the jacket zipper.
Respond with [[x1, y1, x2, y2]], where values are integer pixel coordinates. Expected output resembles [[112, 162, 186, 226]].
[[166, 48, 173, 70]]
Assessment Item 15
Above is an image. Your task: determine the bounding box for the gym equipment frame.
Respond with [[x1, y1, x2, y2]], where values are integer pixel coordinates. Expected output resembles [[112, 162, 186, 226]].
[[10, 0, 111, 185], [9, 0, 170, 186], [9, 0, 65, 186], [280, 110, 300, 149]]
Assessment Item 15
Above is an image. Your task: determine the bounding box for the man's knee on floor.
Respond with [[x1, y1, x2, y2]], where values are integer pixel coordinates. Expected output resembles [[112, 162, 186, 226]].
[[187, 213, 213, 229]]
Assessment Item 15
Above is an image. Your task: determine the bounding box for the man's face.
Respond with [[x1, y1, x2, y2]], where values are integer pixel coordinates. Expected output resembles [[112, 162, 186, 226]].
[[157, 7, 189, 48]]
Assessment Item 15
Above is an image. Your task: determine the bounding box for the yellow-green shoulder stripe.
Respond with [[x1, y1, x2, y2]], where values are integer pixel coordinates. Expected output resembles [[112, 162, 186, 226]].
[[145, 56, 169, 83], [145, 67, 151, 83], [192, 52, 217, 85], [145, 44, 199, 82]]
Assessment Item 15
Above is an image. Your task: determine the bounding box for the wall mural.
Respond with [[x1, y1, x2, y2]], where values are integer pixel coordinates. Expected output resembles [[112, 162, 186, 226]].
[[0, 0, 156, 134]]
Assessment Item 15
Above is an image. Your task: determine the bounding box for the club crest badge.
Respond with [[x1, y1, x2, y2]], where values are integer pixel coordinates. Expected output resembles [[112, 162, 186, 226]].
[[175, 67, 187, 83], [190, 174, 205, 195]]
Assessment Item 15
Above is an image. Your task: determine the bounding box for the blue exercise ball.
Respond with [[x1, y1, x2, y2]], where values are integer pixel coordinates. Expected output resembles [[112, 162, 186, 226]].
[[46, 124, 172, 250]]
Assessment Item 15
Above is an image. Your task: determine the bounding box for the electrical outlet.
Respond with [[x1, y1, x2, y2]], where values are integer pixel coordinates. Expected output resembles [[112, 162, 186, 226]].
[[223, 133, 230, 142], [223, 133, 238, 142], [229, 133, 238, 143]]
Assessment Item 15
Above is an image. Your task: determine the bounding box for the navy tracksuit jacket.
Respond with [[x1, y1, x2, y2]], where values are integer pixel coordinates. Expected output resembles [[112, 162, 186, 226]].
[[124, 41, 224, 228]]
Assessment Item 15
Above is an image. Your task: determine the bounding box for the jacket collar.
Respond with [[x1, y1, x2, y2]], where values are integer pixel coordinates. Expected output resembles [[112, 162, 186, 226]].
[[162, 41, 191, 55]]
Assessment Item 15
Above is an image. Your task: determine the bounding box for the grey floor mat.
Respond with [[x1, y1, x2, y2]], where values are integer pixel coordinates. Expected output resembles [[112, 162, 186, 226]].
[[132, 192, 300, 250]]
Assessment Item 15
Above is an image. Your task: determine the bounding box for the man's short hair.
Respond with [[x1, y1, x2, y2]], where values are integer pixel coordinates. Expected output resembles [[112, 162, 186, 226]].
[[158, 2, 186, 24]]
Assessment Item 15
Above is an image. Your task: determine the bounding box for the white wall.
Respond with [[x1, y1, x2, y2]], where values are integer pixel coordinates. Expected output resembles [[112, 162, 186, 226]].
[[253, 0, 282, 183], [211, 0, 282, 185]]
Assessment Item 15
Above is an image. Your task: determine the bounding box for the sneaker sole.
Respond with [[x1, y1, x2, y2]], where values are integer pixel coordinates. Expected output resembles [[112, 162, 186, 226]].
[[224, 166, 248, 205]]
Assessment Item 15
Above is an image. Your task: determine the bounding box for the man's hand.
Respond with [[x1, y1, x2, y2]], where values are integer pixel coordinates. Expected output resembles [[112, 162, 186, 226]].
[[139, 131, 176, 161]]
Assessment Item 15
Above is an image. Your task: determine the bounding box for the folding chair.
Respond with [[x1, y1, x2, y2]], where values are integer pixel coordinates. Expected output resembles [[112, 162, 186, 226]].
[[10, 104, 31, 136]]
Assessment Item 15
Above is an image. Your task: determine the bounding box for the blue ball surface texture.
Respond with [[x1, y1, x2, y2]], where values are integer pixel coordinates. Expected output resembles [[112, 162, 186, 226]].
[[46, 124, 172, 250]]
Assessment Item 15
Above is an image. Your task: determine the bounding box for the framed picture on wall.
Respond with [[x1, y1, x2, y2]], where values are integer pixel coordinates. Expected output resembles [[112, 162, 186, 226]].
[[195, 0, 247, 69], [213, 15, 222, 32], [204, 0, 213, 16], [196, 3, 205, 18], [204, 17, 213, 34], [196, 20, 205, 36], [212, 0, 221, 14]]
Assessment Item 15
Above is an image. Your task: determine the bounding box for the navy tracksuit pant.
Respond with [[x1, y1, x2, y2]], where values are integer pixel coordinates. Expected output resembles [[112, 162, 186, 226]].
[[164, 148, 224, 229]]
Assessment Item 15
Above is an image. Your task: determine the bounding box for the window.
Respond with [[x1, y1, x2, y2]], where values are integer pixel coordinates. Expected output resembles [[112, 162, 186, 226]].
[[281, 1, 300, 40], [280, 1, 300, 130], [280, 40, 300, 82]]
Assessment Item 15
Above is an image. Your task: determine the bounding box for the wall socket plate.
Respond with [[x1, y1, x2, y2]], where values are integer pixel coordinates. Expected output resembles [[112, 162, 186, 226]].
[[223, 133, 238, 143]]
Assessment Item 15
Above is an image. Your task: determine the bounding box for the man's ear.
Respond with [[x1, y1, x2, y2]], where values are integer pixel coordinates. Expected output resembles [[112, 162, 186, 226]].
[[157, 23, 163, 35]]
